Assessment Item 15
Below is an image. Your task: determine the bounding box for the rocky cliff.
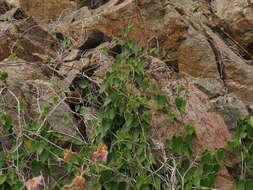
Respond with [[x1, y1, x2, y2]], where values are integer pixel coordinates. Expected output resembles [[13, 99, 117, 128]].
[[0, 0, 253, 189]]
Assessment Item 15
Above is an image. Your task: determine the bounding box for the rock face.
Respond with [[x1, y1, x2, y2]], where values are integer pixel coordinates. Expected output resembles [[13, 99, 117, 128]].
[[5, 0, 77, 21], [212, 0, 253, 56], [177, 29, 219, 78], [213, 93, 249, 131], [61, 46, 233, 189], [140, 57, 231, 152], [78, 0, 110, 9], [0, 8, 59, 62], [0, 0, 13, 15], [193, 78, 227, 98], [1, 0, 253, 189], [56, 0, 253, 106], [0, 58, 82, 140]]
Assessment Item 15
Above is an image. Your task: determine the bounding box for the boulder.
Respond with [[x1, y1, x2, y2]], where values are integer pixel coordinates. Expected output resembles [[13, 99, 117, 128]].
[[0, 58, 82, 140], [203, 26, 253, 103], [4, 0, 19, 7], [249, 103, 253, 115], [6, 0, 77, 21], [0, 8, 59, 62], [212, 0, 253, 56], [177, 27, 219, 78], [67, 45, 234, 189], [77, 0, 110, 9], [213, 93, 249, 131], [56, 0, 253, 105], [193, 78, 227, 98], [57, 0, 188, 49], [0, 0, 13, 15], [60, 43, 232, 151]]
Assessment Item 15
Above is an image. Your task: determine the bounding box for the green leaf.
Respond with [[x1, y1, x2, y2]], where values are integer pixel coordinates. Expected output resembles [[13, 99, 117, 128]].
[[40, 149, 50, 163], [185, 125, 195, 135], [50, 77, 58, 86], [228, 139, 241, 153], [200, 173, 216, 187], [7, 168, 16, 184], [184, 183, 193, 190], [43, 56, 53, 63], [181, 159, 190, 171], [123, 23, 134, 35], [76, 80, 87, 89], [136, 176, 146, 189], [142, 111, 152, 125], [0, 72, 8, 81], [246, 179, 253, 189], [248, 116, 253, 127], [0, 152, 4, 168], [235, 180, 245, 190], [26, 121, 41, 131], [63, 86, 71, 93], [10, 181, 23, 190], [31, 141, 46, 154], [8, 52, 17, 60], [192, 168, 201, 187], [31, 161, 43, 176], [216, 149, 224, 163], [153, 176, 161, 190], [42, 106, 51, 116], [125, 114, 134, 128], [62, 115, 71, 125], [99, 170, 113, 183], [168, 112, 178, 122], [201, 150, 213, 164], [51, 96, 59, 104], [203, 164, 215, 174], [172, 136, 184, 154], [175, 97, 187, 112], [156, 94, 169, 107], [0, 175, 6, 185]]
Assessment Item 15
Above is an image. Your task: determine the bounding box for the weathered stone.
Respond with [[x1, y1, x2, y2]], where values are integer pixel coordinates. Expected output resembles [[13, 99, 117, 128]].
[[74, 44, 232, 152], [73, 47, 233, 188], [215, 166, 234, 190], [2, 1, 251, 188], [0, 0, 13, 15], [0, 58, 46, 81], [177, 27, 220, 78], [10, 0, 78, 21], [213, 93, 249, 131], [0, 7, 26, 20], [63, 48, 81, 62], [57, 0, 187, 48], [193, 78, 227, 98], [77, 0, 110, 9], [0, 8, 59, 61], [212, 0, 253, 55], [5, 0, 19, 7], [249, 103, 253, 115], [203, 25, 253, 103], [0, 59, 82, 140], [157, 80, 231, 151]]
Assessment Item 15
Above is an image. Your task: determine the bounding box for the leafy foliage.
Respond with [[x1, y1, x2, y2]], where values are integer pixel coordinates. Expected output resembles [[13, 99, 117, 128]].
[[229, 117, 253, 190], [1, 36, 248, 190]]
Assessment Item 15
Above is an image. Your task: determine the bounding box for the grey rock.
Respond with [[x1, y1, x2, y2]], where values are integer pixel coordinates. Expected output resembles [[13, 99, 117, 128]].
[[213, 93, 249, 131], [0, 8, 59, 62], [193, 78, 227, 99], [0, 59, 82, 140], [248, 104, 253, 116], [212, 0, 253, 55]]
